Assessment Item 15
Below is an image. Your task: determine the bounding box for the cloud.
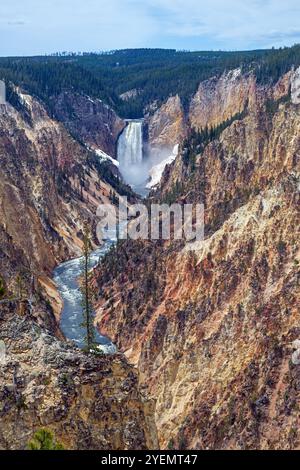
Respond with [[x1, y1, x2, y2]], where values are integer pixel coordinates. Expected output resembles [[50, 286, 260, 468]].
[[0, 0, 299, 55], [6, 21, 25, 26], [144, 0, 300, 48]]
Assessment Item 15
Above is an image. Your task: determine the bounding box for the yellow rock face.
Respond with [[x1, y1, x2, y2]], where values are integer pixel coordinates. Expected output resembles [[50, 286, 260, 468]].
[[147, 95, 187, 153], [94, 71, 300, 450]]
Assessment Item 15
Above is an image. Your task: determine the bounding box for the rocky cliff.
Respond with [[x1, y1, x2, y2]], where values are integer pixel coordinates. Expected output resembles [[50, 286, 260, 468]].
[[0, 86, 158, 450], [189, 68, 255, 130], [94, 68, 300, 449], [52, 91, 125, 158], [144, 68, 292, 169], [145, 95, 186, 155], [0, 87, 127, 308], [0, 301, 157, 450]]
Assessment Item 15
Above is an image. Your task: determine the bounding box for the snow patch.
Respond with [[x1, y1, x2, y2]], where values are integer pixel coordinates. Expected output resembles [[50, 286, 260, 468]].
[[17, 90, 33, 110], [88, 146, 119, 167], [228, 68, 242, 81], [146, 144, 179, 189], [291, 66, 300, 105]]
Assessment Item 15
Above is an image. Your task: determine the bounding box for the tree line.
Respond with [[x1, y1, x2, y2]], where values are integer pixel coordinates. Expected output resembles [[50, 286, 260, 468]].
[[1, 46, 299, 119]]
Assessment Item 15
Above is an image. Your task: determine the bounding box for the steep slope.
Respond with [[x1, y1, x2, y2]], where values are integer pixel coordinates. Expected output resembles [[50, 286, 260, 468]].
[[189, 68, 254, 130], [52, 91, 125, 158], [0, 86, 128, 315], [0, 86, 158, 450], [94, 68, 300, 449], [145, 95, 186, 155], [0, 301, 157, 450]]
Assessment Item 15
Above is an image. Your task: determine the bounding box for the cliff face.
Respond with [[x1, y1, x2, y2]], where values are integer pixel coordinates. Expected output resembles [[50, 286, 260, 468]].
[[189, 69, 255, 130], [145, 95, 186, 155], [0, 85, 136, 334], [144, 68, 291, 170], [0, 87, 123, 302], [94, 69, 300, 449], [52, 92, 125, 158], [0, 301, 158, 450], [1, 63, 300, 451], [0, 87, 158, 450]]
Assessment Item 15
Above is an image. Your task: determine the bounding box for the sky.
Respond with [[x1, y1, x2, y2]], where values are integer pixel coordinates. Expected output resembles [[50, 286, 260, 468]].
[[1, 0, 300, 56]]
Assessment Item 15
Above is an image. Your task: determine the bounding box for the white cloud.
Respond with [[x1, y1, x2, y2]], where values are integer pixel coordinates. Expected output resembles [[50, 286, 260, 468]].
[[0, 0, 299, 55], [145, 0, 300, 47]]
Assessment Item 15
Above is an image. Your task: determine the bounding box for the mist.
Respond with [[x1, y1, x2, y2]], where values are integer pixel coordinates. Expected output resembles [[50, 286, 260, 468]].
[[119, 145, 177, 195]]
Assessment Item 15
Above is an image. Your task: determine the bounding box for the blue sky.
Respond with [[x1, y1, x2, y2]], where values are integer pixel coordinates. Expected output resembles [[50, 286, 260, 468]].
[[1, 0, 300, 56]]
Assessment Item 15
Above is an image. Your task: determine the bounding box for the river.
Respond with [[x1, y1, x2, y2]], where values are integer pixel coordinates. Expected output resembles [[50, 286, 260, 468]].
[[53, 236, 117, 353], [54, 119, 148, 353]]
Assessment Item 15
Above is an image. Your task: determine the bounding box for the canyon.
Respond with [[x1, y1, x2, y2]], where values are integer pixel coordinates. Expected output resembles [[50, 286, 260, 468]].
[[0, 85, 155, 449], [0, 50, 300, 450], [94, 67, 300, 450]]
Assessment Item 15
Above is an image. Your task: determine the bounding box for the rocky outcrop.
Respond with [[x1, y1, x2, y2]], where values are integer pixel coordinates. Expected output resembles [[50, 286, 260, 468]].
[[0, 301, 158, 450], [94, 70, 300, 450], [157, 71, 293, 202], [0, 87, 125, 318], [144, 68, 290, 174], [52, 92, 125, 158], [0, 87, 160, 451], [146, 95, 186, 155], [291, 66, 300, 105], [189, 69, 254, 131], [144, 69, 290, 186]]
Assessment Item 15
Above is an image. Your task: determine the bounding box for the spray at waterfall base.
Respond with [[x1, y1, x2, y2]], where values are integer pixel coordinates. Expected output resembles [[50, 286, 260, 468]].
[[117, 119, 178, 194], [96, 198, 204, 246]]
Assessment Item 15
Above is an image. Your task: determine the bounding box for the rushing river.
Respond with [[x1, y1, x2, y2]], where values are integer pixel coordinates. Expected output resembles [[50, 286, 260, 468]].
[[53, 235, 117, 353], [54, 120, 149, 353]]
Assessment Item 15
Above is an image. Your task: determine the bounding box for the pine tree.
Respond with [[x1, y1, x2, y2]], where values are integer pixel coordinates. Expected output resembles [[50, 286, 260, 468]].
[[27, 429, 64, 450], [15, 273, 24, 300], [81, 223, 95, 350], [0, 276, 5, 300]]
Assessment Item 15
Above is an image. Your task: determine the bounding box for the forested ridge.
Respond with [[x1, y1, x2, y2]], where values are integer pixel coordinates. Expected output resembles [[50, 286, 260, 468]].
[[1, 45, 300, 118]]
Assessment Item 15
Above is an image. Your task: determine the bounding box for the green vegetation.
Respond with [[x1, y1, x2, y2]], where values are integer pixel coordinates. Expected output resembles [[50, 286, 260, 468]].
[[162, 181, 185, 205], [0, 60, 115, 115], [182, 106, 248, 167], [15, 272, 26, 300], [277, 240, 287, 257], [265, 93, 291, 118], [253, 45, 300, 85], [161, 109, 249, 205], [1, 45, 299, 118], [0, 276, 6, 300], [87, 153, 135, 201], [80, 223, 95, 349], [16, 395, 27, 411], [27, 429, 64, 450], [96, 239, 169, 322], [167, 438, 175, 450]]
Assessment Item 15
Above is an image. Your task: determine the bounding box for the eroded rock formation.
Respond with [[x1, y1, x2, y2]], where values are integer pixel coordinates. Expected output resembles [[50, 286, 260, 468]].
[[52, 91, 125, 158], [94, 69, 300, 450], [0, 301, 157, 450], [0, 86, 158, 450], [146, 95, 186, 154], [0, 87, 125, 304]]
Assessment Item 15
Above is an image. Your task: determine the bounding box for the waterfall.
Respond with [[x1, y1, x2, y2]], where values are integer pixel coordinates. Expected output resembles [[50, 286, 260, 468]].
[[117, 120, 144, 188], [118, 121, 143, 167]]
